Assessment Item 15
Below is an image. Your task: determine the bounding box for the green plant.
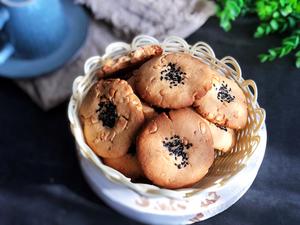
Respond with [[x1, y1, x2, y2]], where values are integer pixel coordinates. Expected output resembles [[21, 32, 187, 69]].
[[217, 0, 300, 68]]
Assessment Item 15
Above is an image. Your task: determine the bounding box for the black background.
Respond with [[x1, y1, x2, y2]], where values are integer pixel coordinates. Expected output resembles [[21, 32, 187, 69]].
[[0, 17, 299, 225]]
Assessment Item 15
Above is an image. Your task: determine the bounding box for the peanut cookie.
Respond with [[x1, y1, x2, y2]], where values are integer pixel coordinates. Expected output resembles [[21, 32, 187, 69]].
[[80, 79, 144, 158], [134, 53, 213, 109], [96, 45, 163, 78], [137, 108, 214, 189], [127, 75, 158, 121], [202, 118, 236, 152], [194, 74, 247, 129]]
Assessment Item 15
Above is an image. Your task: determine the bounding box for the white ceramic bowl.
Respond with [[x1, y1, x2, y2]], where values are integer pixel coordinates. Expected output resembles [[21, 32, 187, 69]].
[[68, 35, 267, 224]]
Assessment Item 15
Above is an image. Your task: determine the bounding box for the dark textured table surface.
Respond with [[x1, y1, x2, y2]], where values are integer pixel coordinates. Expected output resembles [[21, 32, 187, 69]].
[[0, 17, 299, 225]]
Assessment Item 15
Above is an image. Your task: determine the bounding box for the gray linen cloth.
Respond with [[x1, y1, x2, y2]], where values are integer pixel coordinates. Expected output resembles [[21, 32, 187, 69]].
[[16, 0, 215, 110]]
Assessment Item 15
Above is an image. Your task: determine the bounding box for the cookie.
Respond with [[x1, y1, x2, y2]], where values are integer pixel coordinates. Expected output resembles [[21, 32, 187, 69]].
[[126, 75, 136, 90], [80, 79, 144, 158], [137, 108, 214, 189], [202, 118, 236, 152], [96, 45, 163, 78], [141, 102, 158, 121], [194, 74, 247, 129], [134, 53, 213, 109], [127, 75, 158, 121], [103, 148, 143, 179]]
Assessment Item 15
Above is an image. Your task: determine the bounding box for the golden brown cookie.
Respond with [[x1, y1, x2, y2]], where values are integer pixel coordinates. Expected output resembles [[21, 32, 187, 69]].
[[126, 75, 136, 90], [96, 45, 163, 78], [134, 53, 213, 109], [137, 108, 214, 189], [127, 75, 158, 121], [102, 148, 143, 179], [202, 118, 236, 152], [194, 74, 247, 129], [141, 102, 158, 121], [80, 79, 144, 158]]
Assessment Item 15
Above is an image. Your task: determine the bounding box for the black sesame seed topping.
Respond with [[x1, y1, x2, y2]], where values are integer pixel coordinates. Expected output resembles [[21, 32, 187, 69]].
[[162, 135, 193, 169], [160, 63, 186, 88], [215, 123, 228, 132], [216, 82, 235, 103], [96, 99, 118, 128]]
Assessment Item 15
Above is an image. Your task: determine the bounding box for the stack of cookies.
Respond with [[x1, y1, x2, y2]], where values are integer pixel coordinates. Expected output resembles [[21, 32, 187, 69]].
[[79, 45, 248, 189]]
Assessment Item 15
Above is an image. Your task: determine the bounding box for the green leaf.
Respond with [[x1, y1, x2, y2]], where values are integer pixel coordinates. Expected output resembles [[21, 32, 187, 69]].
[[236, 0, 244, 6], [279, 47, 288, 57], [296, 57, 300, 68], [279, 0, 286, 7], [254, 26, 265, 38], [265, 6, 273, 18], [295, 37, 300, 46], [287, 17, 296, 28], [217, 0, 245, 32], [296, 3, 300, 13], [268, 49, 277, 58], [259, 54, 269, 62], [284, 40, 296, 47], [228, 1, 241, 16], [265, 25, 272, 34], [217, 0, 300, 68], [273, 11, 280, 18], [221, 21, 232, 31], [269, 2, 279, 12], [259, 29, 300, 65], [295, 50, 300, 68], [281, 5, 293, 16], [270, 19, 279, 30], [284, 36, 299, 47]]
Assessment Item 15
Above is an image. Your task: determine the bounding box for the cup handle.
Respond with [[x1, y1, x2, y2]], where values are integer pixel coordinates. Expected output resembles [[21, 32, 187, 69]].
[[0, 42, 14, 64], [0, 7, 9, 29], [0, 7, 14, 64]]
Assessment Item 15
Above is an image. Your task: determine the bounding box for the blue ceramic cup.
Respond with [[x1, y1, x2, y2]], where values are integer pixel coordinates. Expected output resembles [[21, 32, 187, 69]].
[[0, 0, 67, 63]]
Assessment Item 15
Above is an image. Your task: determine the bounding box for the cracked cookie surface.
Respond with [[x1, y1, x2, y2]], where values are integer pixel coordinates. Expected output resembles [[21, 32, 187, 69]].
[[134, 53, 213, 109], [137, 108, 214, 189], [80, 79, 144, 158], [194, 74, 247, 129], [96, 45, 163, 78]]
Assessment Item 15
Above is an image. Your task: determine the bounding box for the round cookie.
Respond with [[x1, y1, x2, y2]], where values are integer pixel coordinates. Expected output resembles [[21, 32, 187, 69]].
[[137, 108, 214, 189], [96, 45, 163, 78], [127, 75, 158, 121], [194, 74, 248, 129], [103, 148, 144, 179], [80, 79, 144, 158], [141, 102, 158, 121], [202, 118, 236, 152], [126, 75, 136, 90], [134, 53, 213, 109]]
